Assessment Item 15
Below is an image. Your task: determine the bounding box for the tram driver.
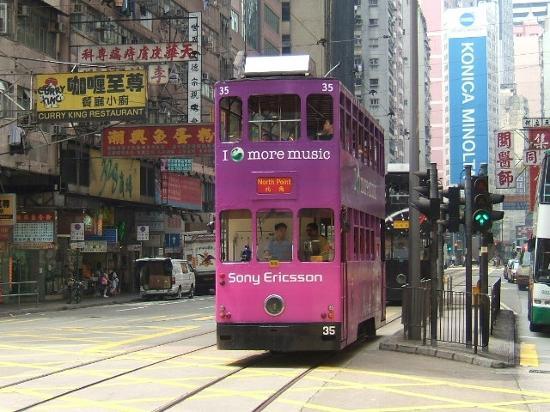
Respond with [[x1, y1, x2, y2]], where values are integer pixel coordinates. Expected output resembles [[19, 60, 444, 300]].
[[265, 222, 292, 261]]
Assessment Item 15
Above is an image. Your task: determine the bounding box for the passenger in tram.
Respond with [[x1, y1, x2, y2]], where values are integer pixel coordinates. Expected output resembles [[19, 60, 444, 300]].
[[305, 222, 331, 261], [266, 222, 292, 261], [318, 119, 333, 139]]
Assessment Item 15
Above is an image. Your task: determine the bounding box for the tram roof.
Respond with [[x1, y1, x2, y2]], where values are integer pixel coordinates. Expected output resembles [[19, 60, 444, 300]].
[[244, 55, 317, 77], [386, 163, 410, 173]]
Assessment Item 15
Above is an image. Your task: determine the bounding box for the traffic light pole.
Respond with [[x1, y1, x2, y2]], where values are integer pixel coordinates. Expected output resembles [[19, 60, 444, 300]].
[[464, 166, 473, 348], [429, 163, 438, 344], [437, 193, 445, 316]]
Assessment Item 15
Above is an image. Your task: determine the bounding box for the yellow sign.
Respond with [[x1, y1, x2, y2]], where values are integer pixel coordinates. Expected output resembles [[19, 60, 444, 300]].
[[393, 220, 410, 229], [34, 70, 147, 122], [0, 194, 16, 226], [89, 149, 140, 202]]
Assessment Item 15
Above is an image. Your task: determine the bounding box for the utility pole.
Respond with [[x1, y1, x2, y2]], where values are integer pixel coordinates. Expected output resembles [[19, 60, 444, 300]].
[[464, 166, 473, 348], [407, 0, 421, 340], [429, 163, 439, 344]]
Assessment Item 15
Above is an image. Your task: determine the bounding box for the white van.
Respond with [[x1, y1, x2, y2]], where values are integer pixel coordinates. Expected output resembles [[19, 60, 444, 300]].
[[137, 258, 195, 299]]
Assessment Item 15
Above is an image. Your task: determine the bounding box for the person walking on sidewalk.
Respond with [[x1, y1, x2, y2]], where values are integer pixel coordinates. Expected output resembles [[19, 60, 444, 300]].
[[100, 272, 109, 298], [110, 271, 119, 297]]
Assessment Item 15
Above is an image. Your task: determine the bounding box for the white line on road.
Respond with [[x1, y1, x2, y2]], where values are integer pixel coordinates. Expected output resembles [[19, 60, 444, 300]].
[[199, 306, 214, 310], [117, 306, 145, 312]]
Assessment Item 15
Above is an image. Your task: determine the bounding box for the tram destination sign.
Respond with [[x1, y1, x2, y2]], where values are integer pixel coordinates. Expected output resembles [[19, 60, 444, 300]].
[[256, 177, 293, 194], [102, 124, 214, 158]]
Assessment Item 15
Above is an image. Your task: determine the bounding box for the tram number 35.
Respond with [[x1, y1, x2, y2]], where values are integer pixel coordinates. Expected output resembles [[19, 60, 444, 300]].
[[322, 326, 336, 336]]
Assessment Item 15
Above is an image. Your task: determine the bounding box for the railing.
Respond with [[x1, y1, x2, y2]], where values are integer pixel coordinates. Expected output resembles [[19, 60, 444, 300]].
[[402, 280, 495, 351], [491, 278, 501, 334], [0, 281, 39, 305]]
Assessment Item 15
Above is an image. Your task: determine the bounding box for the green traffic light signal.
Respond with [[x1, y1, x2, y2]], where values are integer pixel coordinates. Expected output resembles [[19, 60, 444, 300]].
[[473, 209, 491, 228]]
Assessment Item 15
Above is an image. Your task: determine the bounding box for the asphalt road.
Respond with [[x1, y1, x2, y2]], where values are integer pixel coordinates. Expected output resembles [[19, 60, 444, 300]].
[[0, 277, 549, 412]]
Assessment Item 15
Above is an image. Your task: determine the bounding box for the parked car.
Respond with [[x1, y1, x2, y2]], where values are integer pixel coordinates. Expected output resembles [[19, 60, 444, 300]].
[[137, 258, 195, 299], [503, 259, 517, 281], [517, 251, 532, 291], [507, 260, 520, 283]]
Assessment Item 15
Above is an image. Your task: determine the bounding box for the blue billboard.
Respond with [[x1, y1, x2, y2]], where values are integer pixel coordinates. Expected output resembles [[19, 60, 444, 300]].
[[449, 36, 488, 184]]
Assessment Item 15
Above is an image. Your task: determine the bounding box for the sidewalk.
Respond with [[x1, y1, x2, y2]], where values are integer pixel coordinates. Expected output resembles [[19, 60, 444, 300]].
[[0, 292, 142, 318], [379, 309, 516, 368]]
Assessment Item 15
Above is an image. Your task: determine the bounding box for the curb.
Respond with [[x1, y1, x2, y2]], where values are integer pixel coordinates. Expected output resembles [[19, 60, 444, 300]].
[[379, 340, 511, 368], [0, 296, 142, 317]]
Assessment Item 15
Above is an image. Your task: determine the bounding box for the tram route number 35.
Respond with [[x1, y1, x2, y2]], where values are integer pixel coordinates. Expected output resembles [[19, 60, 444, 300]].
[[322, 326, 336, 336]]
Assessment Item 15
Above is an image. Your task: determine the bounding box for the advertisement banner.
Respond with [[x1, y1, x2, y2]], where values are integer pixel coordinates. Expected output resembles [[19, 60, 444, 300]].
[[14, 211, 55, 248], [34, 70, 147, 122], [449, 36, 488, 184], [495, 131, 516, 189], [161, 173, 202, 210], [102, 124, 214, 157], [0, 193, 16, 226], [77, 42, 198, 65], [89, 149, 141, 202]]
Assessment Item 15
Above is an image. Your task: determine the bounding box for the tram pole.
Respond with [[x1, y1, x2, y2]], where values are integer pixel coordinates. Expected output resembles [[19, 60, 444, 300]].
[[407, 0, 421, 340], [464, 165, 473, 348]]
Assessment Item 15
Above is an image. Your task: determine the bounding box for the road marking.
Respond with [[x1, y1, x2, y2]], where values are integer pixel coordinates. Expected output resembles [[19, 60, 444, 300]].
[[199, 306, 214, 310], [117, 306, 145, 312], [83, 325, 199, 354], [520, 343, 540, 367], [192, 316, 214, 321]]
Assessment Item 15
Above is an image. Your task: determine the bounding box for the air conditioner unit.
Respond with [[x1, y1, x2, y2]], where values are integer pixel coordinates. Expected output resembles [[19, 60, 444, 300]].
[[0, 4, 6, 35], [72, 3, 83, 14], [18, 5, 30, 17], [202, 72, 210, 81], [95, 21, 105, 31]]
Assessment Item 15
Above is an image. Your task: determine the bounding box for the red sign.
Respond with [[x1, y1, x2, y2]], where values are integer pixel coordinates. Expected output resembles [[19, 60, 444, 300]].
[[527, 128, 550, 211], [161, 173, 202, 210], [16, 212, 55, 222], [78, 42, 198, 65], [102, 124, 214, 158], [257, 177, 293, 194]]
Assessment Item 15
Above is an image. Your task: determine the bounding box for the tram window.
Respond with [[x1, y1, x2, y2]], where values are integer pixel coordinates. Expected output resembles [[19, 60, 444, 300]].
[[248, 95, 301, 142], [535, 239, 550, 282], [220, 97, 242, 142], [541, 162, 550, 204], [307, 94, 333, 140], [220, 210, 252, 262], [299, 208, 334, 262], [256, 210, 293, 261]]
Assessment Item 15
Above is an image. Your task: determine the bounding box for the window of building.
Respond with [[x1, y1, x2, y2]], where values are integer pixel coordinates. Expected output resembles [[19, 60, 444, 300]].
[[264, 5, 280, 33], [139, 5, 153, 31], [369, 78, 379, 88], [220, 210, 252, 262], [370, 98, 379, 106], [60, 144, 89, 187], [263, 38, 279, 56], [369, 58, 379, 69], [307, 94, 333, 140], [369, 18, 378, 26], [299, 209, 334, 262], [249, 94, 300, 142], [282, 2, 290, 21], [257, 210, 293, 261], [369, 38, 379, 48], [231, 9, 239, 32], [16, 4, 57, 57], [354, 35, 362, 47], [220, 97, 242, 142], [369, 0, 378, 5], [282, 34, 291, 54], [140, 164, 155, 197]]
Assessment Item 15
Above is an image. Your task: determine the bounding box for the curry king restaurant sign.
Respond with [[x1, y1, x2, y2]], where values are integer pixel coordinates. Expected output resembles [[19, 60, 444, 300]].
[[34, 70, 147, 122], [102, 124, 214, 157]]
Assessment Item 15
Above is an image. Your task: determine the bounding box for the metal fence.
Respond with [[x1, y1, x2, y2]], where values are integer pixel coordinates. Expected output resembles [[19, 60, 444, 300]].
[[0, 281, 39, 305], [402, 279, 498, 351]]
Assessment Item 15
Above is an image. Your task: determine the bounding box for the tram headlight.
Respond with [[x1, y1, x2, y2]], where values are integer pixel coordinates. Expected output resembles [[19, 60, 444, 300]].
[[396, 273, 407, 286], [264, 294, 285, 316]]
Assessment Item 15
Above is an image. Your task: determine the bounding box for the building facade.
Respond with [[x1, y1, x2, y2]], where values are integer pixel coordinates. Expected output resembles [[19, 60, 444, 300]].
[[0, 0, 267, 299]]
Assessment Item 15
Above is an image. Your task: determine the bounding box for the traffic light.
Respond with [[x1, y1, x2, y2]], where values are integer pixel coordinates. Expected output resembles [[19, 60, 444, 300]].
[[471, 175, 492, 233], [442, 186, 461, 232], [490, 192, 505, 223], [411, 169, 440, 221]]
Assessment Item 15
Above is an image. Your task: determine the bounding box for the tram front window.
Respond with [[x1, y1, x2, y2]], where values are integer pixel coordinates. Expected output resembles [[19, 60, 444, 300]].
[[299, 209, 334, 262], [220, 210, 252, 262], [256, 210, 293, 262], [387, 230, 409, 261]]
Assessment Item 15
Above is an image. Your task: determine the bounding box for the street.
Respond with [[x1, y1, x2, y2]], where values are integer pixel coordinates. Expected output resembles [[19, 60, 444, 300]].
[[0, 270, 549, 412]]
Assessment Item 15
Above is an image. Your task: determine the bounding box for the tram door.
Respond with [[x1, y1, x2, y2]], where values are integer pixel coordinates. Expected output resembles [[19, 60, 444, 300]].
[[340, 208, 349, 344]]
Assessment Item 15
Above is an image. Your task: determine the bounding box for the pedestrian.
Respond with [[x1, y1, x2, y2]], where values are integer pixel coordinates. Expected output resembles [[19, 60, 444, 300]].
[[241, 245, 252, 262], [100, 271, 109, 298], [110, 271, 119, 297]]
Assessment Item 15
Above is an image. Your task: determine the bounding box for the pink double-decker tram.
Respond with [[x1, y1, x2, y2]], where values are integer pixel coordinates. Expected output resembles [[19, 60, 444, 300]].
[[214, 56, 386, 351]]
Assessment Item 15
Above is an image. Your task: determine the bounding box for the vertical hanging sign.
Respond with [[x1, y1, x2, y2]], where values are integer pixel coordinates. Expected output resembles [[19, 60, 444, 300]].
[[188, 12, 202, 123]]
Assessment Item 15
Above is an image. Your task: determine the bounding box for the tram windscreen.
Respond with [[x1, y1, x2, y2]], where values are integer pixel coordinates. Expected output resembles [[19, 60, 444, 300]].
[[385, 229, 409, 261]]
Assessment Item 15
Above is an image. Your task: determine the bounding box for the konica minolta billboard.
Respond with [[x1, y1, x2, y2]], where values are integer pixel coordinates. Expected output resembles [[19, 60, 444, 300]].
[[446, 8, 489, 184]]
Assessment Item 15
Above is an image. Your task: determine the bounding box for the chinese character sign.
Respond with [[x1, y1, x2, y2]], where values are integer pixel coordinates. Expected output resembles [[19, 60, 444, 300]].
[[102, 124, 214, 157], [188, 12, 202, 123], [34, 71, 147, 122], [161, 173, 202, 210], [495, 131, 516, 189], [89, 149, 141, 202], [77, 42, 198, 65], [148, 64, 170, 86]]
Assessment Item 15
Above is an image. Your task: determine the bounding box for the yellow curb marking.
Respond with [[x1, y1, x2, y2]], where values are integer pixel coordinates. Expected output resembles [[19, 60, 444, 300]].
[[520, 343, 539, 367], [192, 315, 215, 321]]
